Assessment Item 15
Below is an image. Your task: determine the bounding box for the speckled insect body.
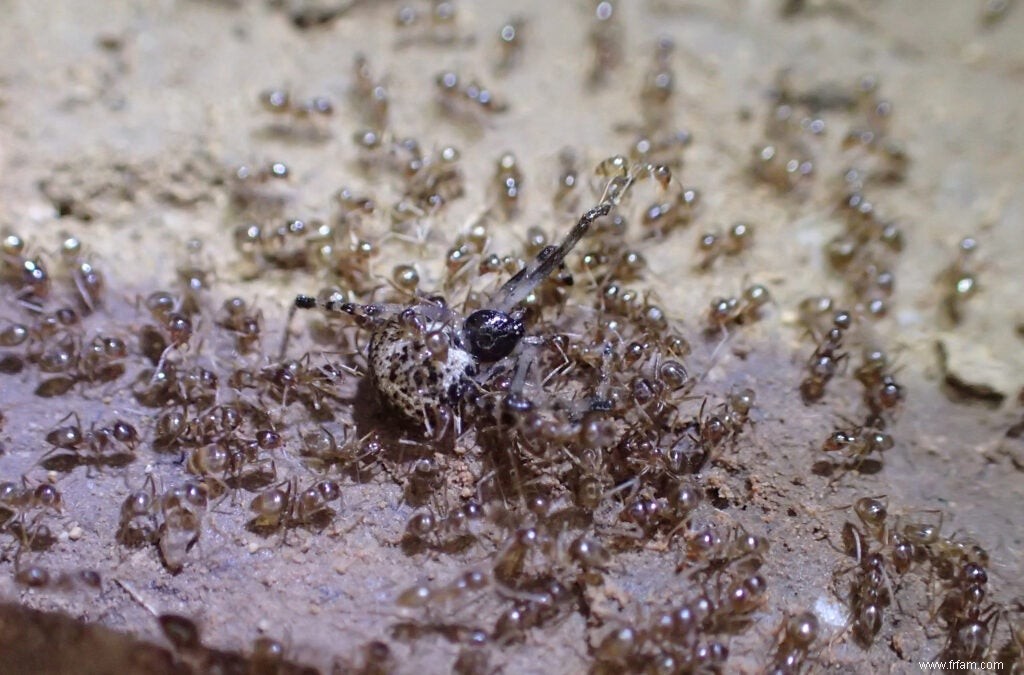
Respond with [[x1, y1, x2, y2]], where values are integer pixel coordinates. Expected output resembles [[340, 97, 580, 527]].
[[367, 313, 477, 424]]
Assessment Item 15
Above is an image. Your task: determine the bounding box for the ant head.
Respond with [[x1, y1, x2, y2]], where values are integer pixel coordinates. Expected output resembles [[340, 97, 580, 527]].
[[462, 309, 524, 362]]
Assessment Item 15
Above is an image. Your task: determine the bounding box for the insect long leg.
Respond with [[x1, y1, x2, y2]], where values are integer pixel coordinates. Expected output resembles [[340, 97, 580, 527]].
[[491, 202, 612, 314], [490, 164, 652, 314]]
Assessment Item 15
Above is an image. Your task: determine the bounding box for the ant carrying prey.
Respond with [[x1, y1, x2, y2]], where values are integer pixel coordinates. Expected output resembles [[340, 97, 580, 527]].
[[294, 162, 670, 432]]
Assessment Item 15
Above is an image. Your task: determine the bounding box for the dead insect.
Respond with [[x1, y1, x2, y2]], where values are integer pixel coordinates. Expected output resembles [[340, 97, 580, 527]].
[[295, 163, 667, 433]]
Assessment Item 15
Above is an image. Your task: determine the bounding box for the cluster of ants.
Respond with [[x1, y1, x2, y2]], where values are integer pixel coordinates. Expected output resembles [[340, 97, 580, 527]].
[[0, 4, 1017, 672], [265, 84, 802, 665], [0, 234, 116, 397], [750, 72, 915, 326], [0, 478, 62, 561], [832, 495, 1021, 666], [793, 299, 905, 479]]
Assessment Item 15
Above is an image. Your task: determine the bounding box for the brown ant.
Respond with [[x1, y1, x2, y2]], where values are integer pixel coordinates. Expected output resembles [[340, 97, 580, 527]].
[[228, 161, 293, 217], [796, 295, 835, 334], [680, 523, 769, 576], [247, 477, 341, 534], [42, 413, 138, 471], [847, 552, 892, 648], [402, 503, 485, 555], [935, 563, 1000, 663], [1, 232, 50, 306], [397, 144, 465, 215], [394, 1, 467, 49], [994, 609, 1024, 670], [750, 141, 815, 193], [257, 353, 351, 416], [938, 236, 980, 326], [640, 37, 675, 128], [118, 476, 159, 548], [58, 235, 104, 312], [491, 575, 577, 645], [349, 53, 389, 130], [641, 186, 700, 236], [706, 283, 772, 331], [696, 223, 754, 270], [257, 87, 333, 141], [799, 310, 852, 404], [830, 518, 896, 650], [435, 71, 507, 122], [216, 297, 262, 354], [0, 478, 62, 554], [854, 347, 904, 417], [587, 1, 623, 88], [78, 334, 128, 383], [552, 147, 582, 213], [495, 17, 525, 74], [841, 496, 922, 576], [492, 152, 523, 218], [13, 563, 102, 592], [767, 611, 820, 674], [396, 568, 491, 610], [819, 420, 894, 475], [157, 480, 207, 572], [850, 496, 889, 543]]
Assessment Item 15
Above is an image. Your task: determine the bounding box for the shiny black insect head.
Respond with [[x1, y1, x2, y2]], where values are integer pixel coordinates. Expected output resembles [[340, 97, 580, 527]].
[[462, 309, 525, 362]]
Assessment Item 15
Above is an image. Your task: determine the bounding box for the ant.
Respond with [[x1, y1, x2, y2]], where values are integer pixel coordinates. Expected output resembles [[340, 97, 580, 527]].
[[492, 151, 523, 218], [435, 71, 508, 122], [695, 223, 754, 270], [118, 475, 159, 548], [799, 310, 852, 404], [248, 477, 341, 534], [0, 477, 62, 554], [819, 419, 894, 475], [158, 480, 208, 572], [705, 283, 771, 332], [401, 503, 486, 555], [58, 235, 104, 312], [587, 0, 623, 88], [349, 53, 389, 130], [854, 347, 904, 417], [294, 163, 670, 434], [841, 547, 893, 649], [495, 17, 526, 74], [257, 87, 333, 142], [767, 611, 820, 674], [42, 413, 139, 471]]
